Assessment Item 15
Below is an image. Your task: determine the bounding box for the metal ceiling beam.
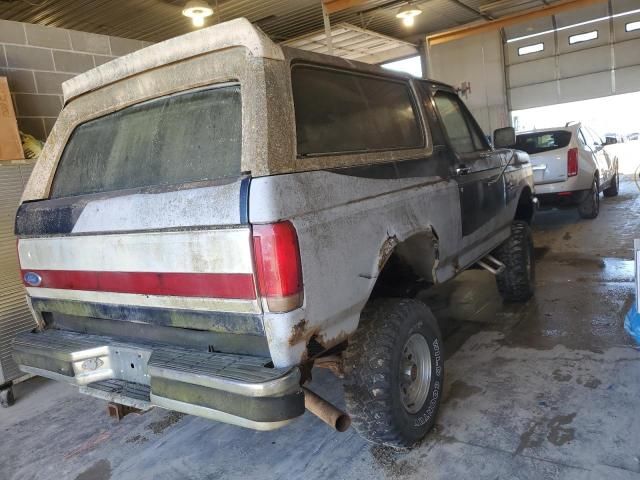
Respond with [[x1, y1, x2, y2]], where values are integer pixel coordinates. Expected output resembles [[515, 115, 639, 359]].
[[427, 0, 607, 45]]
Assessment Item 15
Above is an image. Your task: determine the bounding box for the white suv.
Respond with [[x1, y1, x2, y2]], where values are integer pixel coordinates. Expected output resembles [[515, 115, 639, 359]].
[[515, 123, 619, 218]]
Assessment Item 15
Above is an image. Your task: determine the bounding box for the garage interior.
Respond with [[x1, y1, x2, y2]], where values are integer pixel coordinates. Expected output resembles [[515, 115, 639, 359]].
[[1, 0, 640, 479]]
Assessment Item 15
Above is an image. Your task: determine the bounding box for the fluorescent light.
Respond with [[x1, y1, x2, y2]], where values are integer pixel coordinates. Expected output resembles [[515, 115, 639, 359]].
[[518, 43, 544, 56], [569, 30, 598, 44]]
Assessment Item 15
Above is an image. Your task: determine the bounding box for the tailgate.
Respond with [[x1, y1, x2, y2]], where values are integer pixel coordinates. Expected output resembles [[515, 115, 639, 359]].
[[530, 149, 568, 185], [16, 178, 260, 328], [516, 130, 572, 185], [18, 226, 259, 316]]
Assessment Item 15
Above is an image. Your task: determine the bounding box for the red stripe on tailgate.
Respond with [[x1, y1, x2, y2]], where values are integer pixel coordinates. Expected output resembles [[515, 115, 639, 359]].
[[22, 270, 256, 299]]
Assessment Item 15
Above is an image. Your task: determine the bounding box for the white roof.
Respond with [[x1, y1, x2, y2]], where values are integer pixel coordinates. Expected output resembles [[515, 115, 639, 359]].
[[61, 18, 283, 104]]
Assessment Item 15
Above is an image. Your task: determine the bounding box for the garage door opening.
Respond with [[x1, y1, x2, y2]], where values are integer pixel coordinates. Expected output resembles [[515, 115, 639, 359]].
[[512, 90, 640, 135], [382, 55, 422, 77], [512, 90, 640, 174]]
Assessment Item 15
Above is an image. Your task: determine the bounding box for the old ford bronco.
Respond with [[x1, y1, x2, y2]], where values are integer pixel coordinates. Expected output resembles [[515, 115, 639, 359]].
[[13, 19, 535, 447]]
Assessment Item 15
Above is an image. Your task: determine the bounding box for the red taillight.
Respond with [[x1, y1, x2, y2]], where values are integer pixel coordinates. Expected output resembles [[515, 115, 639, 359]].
[[567, 148, 578, 177], [252, 221, 303, 312]]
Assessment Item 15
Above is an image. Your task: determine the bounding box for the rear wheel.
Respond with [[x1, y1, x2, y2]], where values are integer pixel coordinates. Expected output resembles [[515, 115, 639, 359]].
[[603, 169, 619, 197], [578, 177, 600, 219], [493, 221, 535, 303], [343, 298, 443, 448]]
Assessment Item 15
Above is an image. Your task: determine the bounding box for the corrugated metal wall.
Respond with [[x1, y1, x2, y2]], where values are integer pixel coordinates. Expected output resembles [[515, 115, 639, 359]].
[[505, 0, 640, 110], [0, 161, 35, 384]]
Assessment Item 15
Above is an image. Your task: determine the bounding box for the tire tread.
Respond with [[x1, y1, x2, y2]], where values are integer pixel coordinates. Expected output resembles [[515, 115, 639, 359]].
[[343, 298, 440, 448], [494, 221, 534, 303]]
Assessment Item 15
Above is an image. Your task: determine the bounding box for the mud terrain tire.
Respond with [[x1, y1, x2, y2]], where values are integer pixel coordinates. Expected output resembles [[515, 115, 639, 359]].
[[343, 298, 443, 448], [494, 221, 535, 303]]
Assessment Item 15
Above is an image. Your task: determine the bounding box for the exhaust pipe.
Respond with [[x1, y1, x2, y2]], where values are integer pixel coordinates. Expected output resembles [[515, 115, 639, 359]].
[[303, 387, 351, 432]]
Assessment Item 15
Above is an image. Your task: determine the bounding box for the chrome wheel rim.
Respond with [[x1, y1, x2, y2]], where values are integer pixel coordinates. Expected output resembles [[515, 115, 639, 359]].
[[400, 333, 432, 414]]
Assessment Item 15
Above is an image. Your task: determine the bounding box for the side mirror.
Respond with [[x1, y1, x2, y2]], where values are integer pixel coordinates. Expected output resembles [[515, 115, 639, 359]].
[[493, 127, 516, 149], [513, 151, 530, 165]]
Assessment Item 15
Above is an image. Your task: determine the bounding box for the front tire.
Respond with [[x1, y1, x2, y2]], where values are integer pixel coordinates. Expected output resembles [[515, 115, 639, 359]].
[[343, 298, 444, 448], [493, 221, 535, 303], [578, 177, 600, 219]]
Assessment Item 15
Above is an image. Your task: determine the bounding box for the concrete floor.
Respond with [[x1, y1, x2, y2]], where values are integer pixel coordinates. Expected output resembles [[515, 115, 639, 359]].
[[2, 178, 639, 480]]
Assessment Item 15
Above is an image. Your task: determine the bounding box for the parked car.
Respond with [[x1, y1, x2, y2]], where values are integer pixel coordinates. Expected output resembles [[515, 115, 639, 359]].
[[515, 123, 619, 219], [604, 132, 624, 144], [12, 18, 536, 448]]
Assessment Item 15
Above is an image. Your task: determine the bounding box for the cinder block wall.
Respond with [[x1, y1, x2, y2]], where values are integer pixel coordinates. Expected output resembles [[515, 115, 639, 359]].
[[0, 19, 151, 142]]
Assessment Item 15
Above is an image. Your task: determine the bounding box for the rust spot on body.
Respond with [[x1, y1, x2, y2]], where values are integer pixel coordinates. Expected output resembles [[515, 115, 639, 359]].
[[378, 235, 399, 271], [289, 319, 309, 346]]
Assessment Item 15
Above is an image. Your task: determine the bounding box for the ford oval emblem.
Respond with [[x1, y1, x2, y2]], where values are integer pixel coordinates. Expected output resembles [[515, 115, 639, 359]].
[[23, 272, 42, 287]]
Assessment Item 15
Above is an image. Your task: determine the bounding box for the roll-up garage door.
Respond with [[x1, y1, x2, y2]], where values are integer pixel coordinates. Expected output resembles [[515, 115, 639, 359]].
[[0, 160, 35, 385], [505, 0, 640, 110]]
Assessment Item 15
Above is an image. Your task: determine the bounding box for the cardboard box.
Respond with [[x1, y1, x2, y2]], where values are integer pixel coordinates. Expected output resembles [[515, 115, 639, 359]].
[[0, 77, 24, 161]]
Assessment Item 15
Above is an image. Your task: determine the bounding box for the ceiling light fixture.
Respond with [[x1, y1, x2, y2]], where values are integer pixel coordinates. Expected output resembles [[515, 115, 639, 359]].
[[396, 2, 422, 27], [182, 0, 214, 28]]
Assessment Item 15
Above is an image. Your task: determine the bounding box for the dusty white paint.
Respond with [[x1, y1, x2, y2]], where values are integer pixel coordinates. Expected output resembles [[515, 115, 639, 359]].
[[19, 228, 253, 273], [72, 181, 243, 232], [62, 18, 284, 104], [251, 170, 521, 367]]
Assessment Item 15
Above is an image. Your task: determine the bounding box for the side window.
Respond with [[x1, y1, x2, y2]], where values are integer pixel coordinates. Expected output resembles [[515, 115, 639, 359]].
[[582, 128, 598, 149], [578, 128, 595, 150], [578, 129, 590, 149], [587, 127, 603, 146], [291, 65, 423, 156], [433, 92, 486, 155]]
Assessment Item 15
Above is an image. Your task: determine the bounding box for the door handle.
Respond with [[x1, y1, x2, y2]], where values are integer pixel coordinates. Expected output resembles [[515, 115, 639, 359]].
[[456, 166, 471, 175]]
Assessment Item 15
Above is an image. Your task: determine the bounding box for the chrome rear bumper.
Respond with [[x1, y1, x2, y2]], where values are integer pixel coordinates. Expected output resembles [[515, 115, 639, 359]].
[[13, 329, 304, 430]]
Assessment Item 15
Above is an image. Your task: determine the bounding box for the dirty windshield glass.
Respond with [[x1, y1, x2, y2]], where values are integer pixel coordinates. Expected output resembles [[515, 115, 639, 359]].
[[515, 130, 572, 155], [50, 85, 242, 198]]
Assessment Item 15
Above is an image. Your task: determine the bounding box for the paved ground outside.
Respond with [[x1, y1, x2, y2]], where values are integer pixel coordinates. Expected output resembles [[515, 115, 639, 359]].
[[2, 177, 639, 480]]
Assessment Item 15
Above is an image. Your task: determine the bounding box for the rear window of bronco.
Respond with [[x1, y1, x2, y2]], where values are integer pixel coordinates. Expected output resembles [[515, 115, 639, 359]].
[[515, 130, 572, 155], [50, 85, 242, 198]]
